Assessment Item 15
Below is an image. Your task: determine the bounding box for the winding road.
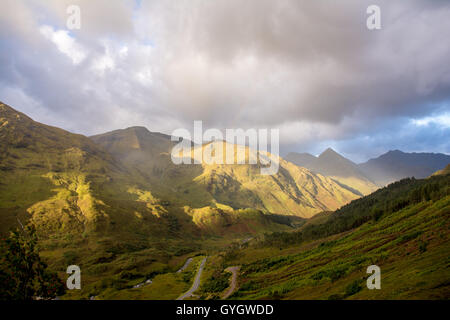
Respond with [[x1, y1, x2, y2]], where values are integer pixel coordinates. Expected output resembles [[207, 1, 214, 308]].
[[177, 257, 207, 300], [222, 266, 240, 299], [177, 257, 193, 273]]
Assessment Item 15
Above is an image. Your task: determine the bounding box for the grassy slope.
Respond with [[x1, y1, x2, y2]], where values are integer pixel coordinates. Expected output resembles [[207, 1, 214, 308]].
[[229, 198, 449, 299], [96, 255, 207, 300], [199, 175, 450, 300], [433, 164, 450, 177]]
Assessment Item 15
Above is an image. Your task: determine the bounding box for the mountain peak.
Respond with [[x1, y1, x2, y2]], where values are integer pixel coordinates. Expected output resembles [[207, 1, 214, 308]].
[[124, 126, 150, 133], [319, 147, 340, 158], [387, 149, 404, 154]]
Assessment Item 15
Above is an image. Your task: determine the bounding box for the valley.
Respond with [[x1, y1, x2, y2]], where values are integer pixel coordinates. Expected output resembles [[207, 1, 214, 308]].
[[1, 101, 449, 300]]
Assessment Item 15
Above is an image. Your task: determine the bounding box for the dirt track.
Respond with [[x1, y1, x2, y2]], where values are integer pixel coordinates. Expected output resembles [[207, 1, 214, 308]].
[[222, 266, 240, 299]]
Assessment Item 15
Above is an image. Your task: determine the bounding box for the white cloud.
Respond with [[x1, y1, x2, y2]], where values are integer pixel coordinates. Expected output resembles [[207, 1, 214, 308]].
[[91, 55, 115, 74], [1, 0, 450, 158], [119, 46, 129, 58], [135, 67, 153, 86], [39, 25, 87, 65], [412, 113, 450, 128]]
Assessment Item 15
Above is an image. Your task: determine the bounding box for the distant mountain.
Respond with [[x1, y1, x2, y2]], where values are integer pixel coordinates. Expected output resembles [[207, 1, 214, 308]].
[[92, 130, 362, 218], [285, 148, 378, 196], [284, 152, 317, 168], [359, 150, 450, 185]]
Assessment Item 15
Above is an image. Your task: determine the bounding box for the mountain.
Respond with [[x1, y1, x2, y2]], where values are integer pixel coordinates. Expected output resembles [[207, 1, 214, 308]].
[[0, 102, 295, 240], [0, 100, 363, 247], [0, 102, 182, 238], [0, 101, 367, 299], [359, 150, 450, 185], [92, 130, 362, 218], [0, 101, 122, 235], [3, 101, 449, 300], [285, 148, 378, 196], [284, 152, 317, 168]]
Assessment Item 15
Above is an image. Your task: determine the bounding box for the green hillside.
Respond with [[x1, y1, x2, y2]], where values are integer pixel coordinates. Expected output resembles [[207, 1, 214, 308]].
[[201, 175, 450, 299], [432, 164, 450, 177]]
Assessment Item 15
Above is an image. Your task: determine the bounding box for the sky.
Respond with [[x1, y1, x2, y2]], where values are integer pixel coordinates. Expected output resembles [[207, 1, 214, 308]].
[[0, 0, 449, 163]]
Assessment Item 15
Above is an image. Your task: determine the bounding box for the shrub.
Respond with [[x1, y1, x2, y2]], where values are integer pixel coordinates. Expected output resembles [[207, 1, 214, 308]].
[[0, 225, 65, 300], [202, 271, 230, 293], [344, 280, 362, 297]]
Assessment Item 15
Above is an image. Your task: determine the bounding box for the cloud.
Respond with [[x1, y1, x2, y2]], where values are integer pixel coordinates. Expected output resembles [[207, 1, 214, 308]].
[[40, 26, 87, 64], [0, 0, 449, 160], [412, 113, 450, 128]]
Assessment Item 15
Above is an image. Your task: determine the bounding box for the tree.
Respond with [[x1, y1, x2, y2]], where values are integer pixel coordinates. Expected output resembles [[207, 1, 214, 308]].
[[0, 224, 65, 300]]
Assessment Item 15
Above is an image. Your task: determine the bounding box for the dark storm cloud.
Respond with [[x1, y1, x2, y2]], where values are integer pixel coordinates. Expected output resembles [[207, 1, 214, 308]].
[[0, 0, 449, 159]]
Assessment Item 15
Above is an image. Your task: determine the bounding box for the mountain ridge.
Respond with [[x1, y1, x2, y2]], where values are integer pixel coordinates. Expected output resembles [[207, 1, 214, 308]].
[[0, 102, 288, 239], [92, 129, 361, 218], [358, 149, 450, 185], [285, 148, 378, 196], [0, 100, 360, 250]]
